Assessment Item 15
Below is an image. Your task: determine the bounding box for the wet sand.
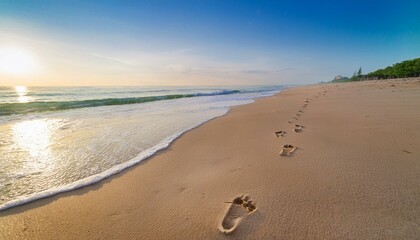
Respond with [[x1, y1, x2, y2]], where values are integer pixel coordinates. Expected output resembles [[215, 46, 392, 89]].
[[1, 79, 419, 239]]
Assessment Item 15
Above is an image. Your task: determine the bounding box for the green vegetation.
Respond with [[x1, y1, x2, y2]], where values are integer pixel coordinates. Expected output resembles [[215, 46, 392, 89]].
[[367, 58, 420, 79], [332, 58, 420, 82]]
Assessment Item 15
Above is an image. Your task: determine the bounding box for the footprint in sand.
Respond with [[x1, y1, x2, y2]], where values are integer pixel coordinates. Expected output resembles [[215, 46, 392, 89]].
[[280, 144, 297, 156], [293, 124, 303, 133], [274, 131, 286, 137], [219, 195, 257, 234]]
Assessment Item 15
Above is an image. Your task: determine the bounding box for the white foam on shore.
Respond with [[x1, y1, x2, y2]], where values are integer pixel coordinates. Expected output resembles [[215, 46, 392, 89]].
[[0, 109, 230, 212], [0, 89, 284, 212]]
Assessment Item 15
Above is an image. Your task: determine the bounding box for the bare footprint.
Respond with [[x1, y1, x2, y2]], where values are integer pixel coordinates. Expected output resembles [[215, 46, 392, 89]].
[[293, 124, 303, 133], [274, 131, 286, 137], [280, 144, 297, 156], [219, 195, 257, 234]]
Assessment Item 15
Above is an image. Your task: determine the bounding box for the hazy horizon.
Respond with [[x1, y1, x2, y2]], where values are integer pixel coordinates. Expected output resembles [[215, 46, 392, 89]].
[[1, 0, 419, 86]]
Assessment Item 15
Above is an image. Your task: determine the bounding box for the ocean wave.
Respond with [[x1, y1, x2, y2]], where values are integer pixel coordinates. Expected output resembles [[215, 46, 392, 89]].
[[0, 90, 241, 116]]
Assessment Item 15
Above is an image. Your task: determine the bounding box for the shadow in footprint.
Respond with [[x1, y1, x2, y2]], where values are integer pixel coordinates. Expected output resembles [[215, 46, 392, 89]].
[[274, 131, 286, 137], [293, 124, 303, 133], [219, 195, 257, 234], [280, 144, 297, 156]]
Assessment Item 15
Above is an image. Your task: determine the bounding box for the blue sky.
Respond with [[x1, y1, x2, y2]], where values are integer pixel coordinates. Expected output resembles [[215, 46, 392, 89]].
[[0, 0, 419, 86]]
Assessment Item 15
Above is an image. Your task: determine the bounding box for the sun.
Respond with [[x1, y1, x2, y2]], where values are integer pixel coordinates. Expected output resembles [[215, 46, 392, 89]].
[[0, 48, 38, 76]]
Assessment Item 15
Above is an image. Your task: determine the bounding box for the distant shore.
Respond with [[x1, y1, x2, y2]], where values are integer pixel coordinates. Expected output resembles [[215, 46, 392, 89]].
[[1, 78, 419, 239]]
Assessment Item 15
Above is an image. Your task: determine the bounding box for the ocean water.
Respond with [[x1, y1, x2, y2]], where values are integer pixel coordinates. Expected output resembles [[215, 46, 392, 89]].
[[0, 85, 286, 211]]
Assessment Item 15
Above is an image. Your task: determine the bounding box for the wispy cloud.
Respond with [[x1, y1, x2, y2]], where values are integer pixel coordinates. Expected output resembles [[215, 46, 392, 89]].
[[88, 53, 134, 66], [241, 70, 270, 74], [0, 32, 52, 47]]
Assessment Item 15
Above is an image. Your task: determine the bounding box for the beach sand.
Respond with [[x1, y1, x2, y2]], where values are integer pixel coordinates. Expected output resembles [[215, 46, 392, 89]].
[[1, 79, 419, 239]]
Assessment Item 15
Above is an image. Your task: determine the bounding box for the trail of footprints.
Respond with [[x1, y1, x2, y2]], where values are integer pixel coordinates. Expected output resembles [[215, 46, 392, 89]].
[[275, 89, 328, 157], [218, 89, 328, 235]]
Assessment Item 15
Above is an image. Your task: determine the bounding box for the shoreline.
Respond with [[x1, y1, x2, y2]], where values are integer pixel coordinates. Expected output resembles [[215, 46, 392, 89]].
[[1, 79, 419, 239], [0, 108, 230, 212]]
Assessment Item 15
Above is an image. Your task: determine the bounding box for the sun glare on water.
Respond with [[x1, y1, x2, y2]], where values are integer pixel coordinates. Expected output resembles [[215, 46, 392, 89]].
[[12, 119, 56, 170], [0, 48, 38, 76], [15, 85, 31, 103]]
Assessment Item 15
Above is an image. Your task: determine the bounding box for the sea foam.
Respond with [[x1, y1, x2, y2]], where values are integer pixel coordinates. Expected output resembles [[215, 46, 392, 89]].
[[0, 110, 229, 211]]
